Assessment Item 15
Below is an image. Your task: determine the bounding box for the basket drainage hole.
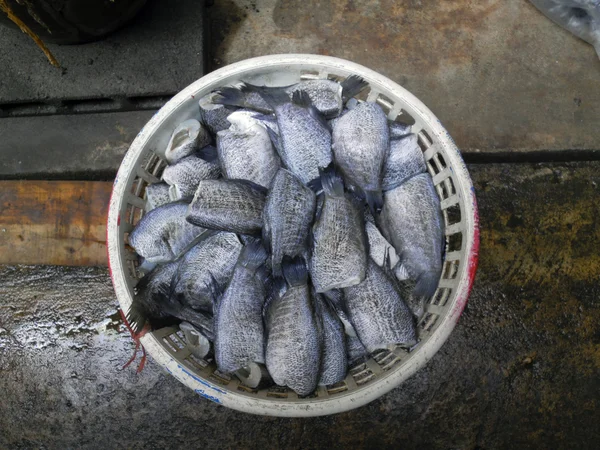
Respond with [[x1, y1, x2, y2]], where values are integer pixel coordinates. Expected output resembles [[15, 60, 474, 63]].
[[447, 232, 463, 252], [399, 109, 416, 126], [446, 204, 462, 225]]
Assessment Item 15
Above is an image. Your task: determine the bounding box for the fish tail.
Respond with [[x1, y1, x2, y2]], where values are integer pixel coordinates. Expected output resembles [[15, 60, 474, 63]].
[[414, 271, 440, 298], [319, 162, 345, 197], [291, 89, 331, 132], [306, 176, 323, 193], [125, 296, 149, 336], [341, 75, 368, 101], [264, 124, 283, 154], [281, 255, 308, 287], [197, 144, 219, 162], [365, 190, 384, 215], [213, 85, 250, 108], [239, 239, 269, 270], [245, 83, 290, 108]]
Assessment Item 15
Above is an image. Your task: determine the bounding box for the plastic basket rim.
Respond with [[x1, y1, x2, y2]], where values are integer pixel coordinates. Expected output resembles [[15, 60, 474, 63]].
[[107, 53, 480, 417]]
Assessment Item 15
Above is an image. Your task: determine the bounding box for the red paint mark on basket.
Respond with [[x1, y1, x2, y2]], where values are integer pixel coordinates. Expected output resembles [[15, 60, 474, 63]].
[[451, 190, 480, 320]]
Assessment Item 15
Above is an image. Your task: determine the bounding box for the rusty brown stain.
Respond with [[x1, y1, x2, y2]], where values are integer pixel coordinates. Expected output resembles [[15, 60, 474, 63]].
[[271, 0, 502, 73]]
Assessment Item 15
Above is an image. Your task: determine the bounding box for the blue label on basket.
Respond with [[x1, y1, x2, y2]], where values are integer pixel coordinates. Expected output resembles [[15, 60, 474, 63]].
[[178, 364, 227, 395], [195, 389, 221, 404]]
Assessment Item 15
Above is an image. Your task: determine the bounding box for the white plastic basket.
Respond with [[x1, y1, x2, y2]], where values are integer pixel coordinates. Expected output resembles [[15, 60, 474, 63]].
[[107, 54, 480, 417]]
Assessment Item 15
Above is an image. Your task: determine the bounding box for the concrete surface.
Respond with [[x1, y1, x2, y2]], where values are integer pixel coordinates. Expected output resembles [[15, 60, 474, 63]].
[[0, 0, 207, 103], [1, 162, 598, 449], [208, 0, 600, 154], [3, 0, 600, 181], [0, 111, 154, 179]]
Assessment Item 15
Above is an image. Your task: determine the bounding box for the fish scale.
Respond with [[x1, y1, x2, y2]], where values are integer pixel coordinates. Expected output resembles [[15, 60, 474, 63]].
[[379, 173, 444, 298], [310, 167, 367, 293], [175, 232, 243, 312], [162, 154, 220, 201], [264, 169, 316, 276], [129, 202, 207, 264], [217, 110, 281, 188], [265, 257, 321, 396], [314, 294, 347, 385], [343, 258, 416, 353], [215, 243, 268, 374], [187, 179, 267, 234], [332, 101, 389, 209]]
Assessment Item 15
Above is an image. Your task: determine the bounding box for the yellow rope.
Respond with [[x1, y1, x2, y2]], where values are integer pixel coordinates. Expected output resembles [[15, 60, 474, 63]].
[[0, 0, 60, 68]]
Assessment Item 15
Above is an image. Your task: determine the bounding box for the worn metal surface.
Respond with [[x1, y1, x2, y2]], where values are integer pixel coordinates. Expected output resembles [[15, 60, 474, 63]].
[[209, 0, 600, 153], [1, 163, 598, 448]]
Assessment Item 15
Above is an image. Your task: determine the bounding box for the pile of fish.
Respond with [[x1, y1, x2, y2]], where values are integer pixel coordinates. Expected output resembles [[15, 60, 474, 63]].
[[127, 76, 445, 396]]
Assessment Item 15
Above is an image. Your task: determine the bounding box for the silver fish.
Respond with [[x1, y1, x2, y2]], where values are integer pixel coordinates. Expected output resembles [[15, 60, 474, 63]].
[[214, 241, 268, 373], [310, 166, 367, 292], [129, 202, 207, 264], [258, 89, 332, 186], [180, 321, 211, 359], [389, 121, 412, 140], [332, 101, 389, 211], [213, 83, 273, 114], [164, 119, 212, 164], [199, 92, 236, 134], [162, 154, 220, 201], [265, 256, 321, 396], [314, 293, 347, 386], [145, 182, 171, 211], [187, 179, 267, 234], [263, 169, 316, 276], [381, 134, 426, 192], [343, 257, 417, 353], [379, 173, 444, 298], [217, 110, 281, 188], [213, 76, 367, 119], [530, 0, 600, 59], [287, 76, 367, 119], [175, 232, 243, 312], [127, 262, 214, 338]]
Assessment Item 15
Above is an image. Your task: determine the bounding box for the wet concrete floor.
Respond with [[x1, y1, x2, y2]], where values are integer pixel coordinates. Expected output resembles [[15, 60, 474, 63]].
[[1, 163, 598, 449]]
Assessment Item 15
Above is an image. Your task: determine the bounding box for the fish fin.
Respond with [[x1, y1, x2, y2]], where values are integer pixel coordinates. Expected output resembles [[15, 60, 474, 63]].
[[262, 221, 272, 252], [413, 271, 440, 298], [264, 125, 283, 154], [291, 89, 331, 132], [213, 85, 249, 108], [264, 276, 286, 314], [319, 162, 345, 197], [394, 262, 412, 281], [239, 239, 269, 270], [341, 75, 368, 102], [281, 255, 308, 287], [313, 193, 325, 223], [306, 176, 323, 193], [231, 178, 269, 195], [204, 272, 224, 314], [125, 295, 149, 336], [365, 190, 384, 215], [197, 145, 219, 163], [245, 83, 290, 108], [250, 112, 277, 124]]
